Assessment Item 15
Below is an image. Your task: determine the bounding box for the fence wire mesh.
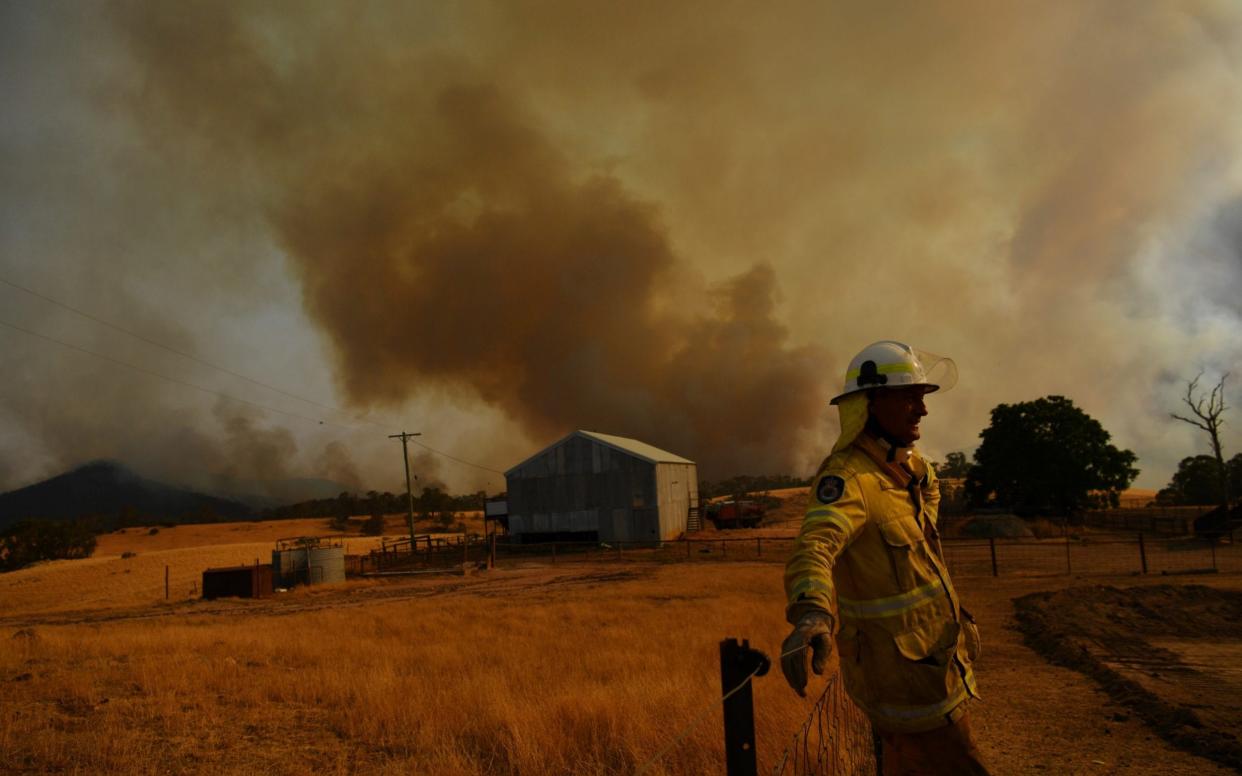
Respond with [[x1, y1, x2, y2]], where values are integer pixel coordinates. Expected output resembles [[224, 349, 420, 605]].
[[770, 672, 876, 776], [354, 529, 1242, 580]]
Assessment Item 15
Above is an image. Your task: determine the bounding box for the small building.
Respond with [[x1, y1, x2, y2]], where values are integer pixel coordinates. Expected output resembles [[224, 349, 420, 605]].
[[202, 564, 274, 600], [505, 430, 698, 543], [484, 496, 510, 535]]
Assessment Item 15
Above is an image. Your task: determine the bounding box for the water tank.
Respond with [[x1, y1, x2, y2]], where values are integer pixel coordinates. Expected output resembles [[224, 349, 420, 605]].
[[272, 540, 346, 587]]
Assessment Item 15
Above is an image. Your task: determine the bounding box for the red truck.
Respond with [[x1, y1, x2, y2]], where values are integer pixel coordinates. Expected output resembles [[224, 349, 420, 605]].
[[706, 499, 766, 529]]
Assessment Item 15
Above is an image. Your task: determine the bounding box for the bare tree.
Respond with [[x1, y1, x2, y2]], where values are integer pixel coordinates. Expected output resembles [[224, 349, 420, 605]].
[[1171, 372, 1230, 509]]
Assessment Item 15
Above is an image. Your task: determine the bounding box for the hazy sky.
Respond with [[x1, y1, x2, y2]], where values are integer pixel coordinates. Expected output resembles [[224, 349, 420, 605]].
[[2, 1, 1240, 497]]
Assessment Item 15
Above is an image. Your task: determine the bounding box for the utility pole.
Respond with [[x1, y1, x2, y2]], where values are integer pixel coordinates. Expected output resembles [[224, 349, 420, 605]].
[[389, 431, 422, 543]]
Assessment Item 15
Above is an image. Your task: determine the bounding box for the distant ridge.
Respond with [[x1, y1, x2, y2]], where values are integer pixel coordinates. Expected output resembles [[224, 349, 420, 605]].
[[0, 461, 252, 529], [207, 476, 358, 510]]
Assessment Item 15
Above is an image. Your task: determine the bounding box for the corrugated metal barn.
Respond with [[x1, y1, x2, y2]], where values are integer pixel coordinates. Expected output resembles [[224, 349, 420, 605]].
[[505, 430, 698, 543]]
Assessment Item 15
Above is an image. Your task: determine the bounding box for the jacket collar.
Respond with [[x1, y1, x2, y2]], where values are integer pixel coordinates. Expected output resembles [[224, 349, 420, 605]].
[[854, 431, 920, 490]]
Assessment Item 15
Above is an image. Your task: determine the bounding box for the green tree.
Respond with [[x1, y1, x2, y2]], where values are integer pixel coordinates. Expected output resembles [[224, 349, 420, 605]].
[[965, 396, 1138, 515], [1157, 453, 1242, 505], [328, 497, 352, 532], [936, 452, 972, 479]]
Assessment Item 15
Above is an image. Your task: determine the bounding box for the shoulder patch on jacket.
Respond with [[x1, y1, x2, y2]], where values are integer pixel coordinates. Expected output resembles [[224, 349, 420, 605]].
[[815, 475, 846, 504]]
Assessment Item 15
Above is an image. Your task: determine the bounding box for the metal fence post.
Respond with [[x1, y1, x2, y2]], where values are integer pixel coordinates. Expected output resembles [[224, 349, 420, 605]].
[[989, 537, 998, 577], [1138, 532, 1148, 575], [719, 638, 770, 776]]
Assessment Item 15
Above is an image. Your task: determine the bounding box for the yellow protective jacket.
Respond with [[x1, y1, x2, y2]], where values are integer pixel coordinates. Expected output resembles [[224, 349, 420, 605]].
[[784, 432, 980, 733]]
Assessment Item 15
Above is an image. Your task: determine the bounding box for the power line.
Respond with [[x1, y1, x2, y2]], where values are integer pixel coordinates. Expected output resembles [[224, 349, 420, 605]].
[[0, 278, 510, 477], [408, 437, 505, 476], [0, 275, 353, 417], [0, 317, 353, 430]]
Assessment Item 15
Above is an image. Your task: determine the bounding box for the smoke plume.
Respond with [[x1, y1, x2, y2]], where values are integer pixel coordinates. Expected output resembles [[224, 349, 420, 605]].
[[104, 2, 831, 479], [2, 1, 1241, 494]]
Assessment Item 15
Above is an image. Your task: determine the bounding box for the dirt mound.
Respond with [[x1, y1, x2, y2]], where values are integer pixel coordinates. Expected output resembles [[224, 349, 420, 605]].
[[1015, 584, 1242, 771], [961, 515, 1034, 539]]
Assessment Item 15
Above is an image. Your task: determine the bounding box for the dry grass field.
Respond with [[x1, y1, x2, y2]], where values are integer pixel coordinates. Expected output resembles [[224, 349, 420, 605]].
[[0, 513, 484, 619], [2, 511, 1240, 775], [2, 561, 809, 775]]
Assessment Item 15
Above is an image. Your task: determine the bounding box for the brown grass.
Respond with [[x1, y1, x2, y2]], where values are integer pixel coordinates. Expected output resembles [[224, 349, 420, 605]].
[[96, 512, 487, 556], [0, 513, 487, 620], [3, 503, 1237, 775], [1, 563, 810, 775]]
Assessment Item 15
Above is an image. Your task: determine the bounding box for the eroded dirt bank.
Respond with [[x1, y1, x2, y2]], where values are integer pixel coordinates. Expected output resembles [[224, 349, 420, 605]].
[[1015, 584, 1242, 771]]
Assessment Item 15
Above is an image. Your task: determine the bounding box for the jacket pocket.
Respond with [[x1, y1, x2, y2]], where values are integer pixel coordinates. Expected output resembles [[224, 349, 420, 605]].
[[877, 517, 925, 547], [890, 619, 961, 706], [876, 518, 927, 589], [863, 619, 961, 709], [893, 619, 960, 666]]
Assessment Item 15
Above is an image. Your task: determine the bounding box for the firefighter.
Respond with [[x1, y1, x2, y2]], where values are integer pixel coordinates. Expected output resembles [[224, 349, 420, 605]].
[[780, 340, 990, 775]]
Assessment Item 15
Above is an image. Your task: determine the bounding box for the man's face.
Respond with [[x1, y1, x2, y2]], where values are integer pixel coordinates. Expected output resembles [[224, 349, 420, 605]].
[[869, 386, 931, 446]]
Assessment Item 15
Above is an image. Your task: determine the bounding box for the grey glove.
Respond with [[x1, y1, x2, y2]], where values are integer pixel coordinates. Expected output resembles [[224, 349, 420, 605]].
[[780, 610, 834, 697]]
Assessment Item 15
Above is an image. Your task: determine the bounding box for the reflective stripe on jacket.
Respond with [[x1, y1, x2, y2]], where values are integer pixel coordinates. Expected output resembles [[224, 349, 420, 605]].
[[784, 433, 981, 733]]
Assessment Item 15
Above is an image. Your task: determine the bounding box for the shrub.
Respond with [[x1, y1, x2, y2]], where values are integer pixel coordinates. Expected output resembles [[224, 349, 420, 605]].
[[363, 512, 385, 536], [1027, 519, 1063, 539], [0, 520, 97, 572]]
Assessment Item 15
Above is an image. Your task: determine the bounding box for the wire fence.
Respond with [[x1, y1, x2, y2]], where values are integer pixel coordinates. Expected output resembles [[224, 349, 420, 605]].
[[938, 534, 1241, 577], [352, 532, 1242, 579], [634, 640, 877, 776], [769, 674, 876, 776]]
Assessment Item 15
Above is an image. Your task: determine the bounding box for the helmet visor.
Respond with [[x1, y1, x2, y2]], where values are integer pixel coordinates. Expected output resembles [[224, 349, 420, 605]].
[[915, 348, 957, 394]]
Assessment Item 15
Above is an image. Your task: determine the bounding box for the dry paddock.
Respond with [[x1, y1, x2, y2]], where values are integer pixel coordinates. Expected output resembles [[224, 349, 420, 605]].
[[3, 546, 1242, 775]]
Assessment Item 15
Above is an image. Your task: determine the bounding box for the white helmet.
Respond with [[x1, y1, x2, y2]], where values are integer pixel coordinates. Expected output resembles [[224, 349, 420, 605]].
[[829, 340, 957, 405]]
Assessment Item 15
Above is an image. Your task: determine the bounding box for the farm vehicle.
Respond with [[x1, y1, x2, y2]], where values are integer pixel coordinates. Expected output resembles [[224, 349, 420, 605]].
[[705, 499, 766, 529]]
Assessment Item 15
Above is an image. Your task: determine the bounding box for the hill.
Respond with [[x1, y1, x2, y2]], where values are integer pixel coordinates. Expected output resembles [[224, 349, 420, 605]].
[[206, 475, 359, 510], [0, 461, 252, 529]]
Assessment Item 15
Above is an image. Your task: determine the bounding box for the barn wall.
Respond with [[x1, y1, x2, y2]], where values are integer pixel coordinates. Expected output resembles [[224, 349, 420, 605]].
[[507, 434, 658, 542], [654, 462, 697, 539]]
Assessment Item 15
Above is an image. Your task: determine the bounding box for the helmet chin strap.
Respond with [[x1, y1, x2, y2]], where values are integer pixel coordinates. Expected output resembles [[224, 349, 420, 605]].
[[864, 414, 912, 461]]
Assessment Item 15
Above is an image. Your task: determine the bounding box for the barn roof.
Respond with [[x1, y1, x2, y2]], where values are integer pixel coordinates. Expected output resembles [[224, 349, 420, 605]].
[[506, 430, 694, 475], [578, 430, 695, 465]]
